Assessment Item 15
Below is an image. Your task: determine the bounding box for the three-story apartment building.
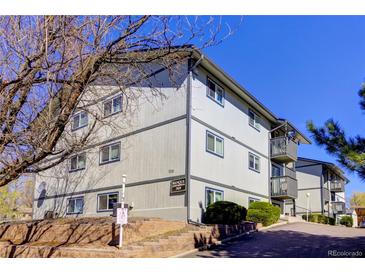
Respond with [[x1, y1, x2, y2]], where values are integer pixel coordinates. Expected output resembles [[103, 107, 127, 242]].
[[33, 48, 310, 222], [294, 157, 348, 220]]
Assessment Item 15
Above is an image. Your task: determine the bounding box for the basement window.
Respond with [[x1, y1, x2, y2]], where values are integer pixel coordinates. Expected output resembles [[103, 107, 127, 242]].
[[67, 197, 84, 214], [249, 197, 260, 205], [205, 188, 223, 207]]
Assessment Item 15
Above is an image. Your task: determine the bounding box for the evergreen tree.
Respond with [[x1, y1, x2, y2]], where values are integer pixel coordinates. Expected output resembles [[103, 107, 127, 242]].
[[307, 86, 365, 179]]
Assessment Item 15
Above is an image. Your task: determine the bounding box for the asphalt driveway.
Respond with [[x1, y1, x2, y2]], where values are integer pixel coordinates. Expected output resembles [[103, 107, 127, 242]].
[[186, 222, 365, 258]]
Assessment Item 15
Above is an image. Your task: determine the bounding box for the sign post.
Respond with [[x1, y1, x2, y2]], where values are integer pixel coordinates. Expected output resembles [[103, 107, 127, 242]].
[[117, 174, 127, 248]]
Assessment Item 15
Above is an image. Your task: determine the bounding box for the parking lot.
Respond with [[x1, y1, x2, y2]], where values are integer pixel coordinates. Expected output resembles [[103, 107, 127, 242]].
[[186, 222, 365, 258]]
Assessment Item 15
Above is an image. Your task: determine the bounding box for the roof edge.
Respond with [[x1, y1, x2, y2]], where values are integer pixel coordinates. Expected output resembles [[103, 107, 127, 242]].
[[190, 49, 310, 144]]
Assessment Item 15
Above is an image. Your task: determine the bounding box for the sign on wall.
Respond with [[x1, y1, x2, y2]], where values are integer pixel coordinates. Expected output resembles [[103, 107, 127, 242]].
[[170, 178, 186, 194]]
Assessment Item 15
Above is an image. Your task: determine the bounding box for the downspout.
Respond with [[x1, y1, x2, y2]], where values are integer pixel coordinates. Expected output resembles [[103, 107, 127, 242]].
[[327, 169, 331, 218], [186, 54, 204, 223], [320, 166, 324, 215], [268, 130, 272, 205]]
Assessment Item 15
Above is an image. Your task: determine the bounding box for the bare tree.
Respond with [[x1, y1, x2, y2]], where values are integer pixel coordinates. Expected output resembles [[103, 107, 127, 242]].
[[0, 15, 237, 187]]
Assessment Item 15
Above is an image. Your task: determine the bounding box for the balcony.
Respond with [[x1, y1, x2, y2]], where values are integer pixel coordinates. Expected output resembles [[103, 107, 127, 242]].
[[330, 180, 345, 192], [270, 136, 298, 163], [332, 201, 346, 214], [271, 175, 298, 200]]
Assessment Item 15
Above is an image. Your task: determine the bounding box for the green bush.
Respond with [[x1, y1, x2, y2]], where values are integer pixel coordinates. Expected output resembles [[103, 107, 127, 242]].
[[246, 201, 280, 226], [340, 216, 353, 227], [204, 201, 247, 225], [302, 213, 336, 225], [328, 217, 336, 226], [317, 214, 327, 224]]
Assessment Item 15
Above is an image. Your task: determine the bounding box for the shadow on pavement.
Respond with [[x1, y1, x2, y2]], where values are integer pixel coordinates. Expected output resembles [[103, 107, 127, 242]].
[[193, 229, 365, 258]]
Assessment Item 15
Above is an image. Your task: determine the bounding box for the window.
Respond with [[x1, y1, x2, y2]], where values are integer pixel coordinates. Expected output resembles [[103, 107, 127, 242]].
[[71, 111, 88, 131], [100, 143, 120, 164], [97, 192, 118, 211], [248, 109, 261, 131], [69, 153, 86, 171], [103, 95, 122, 117], [206, 131, 224, 157], [249, 197, 260, 205], [67, 197, 84, 214], [206, 77, 224, 106], [272, 165, 282, 177], [205, 188, 223, 207], [249, 152, 260, 172]]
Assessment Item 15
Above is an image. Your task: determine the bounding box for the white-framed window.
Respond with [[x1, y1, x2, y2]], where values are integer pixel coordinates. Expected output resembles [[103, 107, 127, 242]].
[[249, 152, 260, 172], [97, 192, 118, 211], [248, 109, 261, 131], [103, 95, 122, 117], [206, 131, 224, 157], [69, 153, 86, 171], [206, 77, 224, 106], [205, 187, 223, 207], [100, 142, 120, 164], [67, 197, 84, 214], [71, 111, 88, 131]]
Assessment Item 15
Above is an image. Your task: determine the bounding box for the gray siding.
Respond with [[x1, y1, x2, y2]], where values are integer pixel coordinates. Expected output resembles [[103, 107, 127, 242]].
[[188, 66, 271, 221], [34, 62, 190, 220]]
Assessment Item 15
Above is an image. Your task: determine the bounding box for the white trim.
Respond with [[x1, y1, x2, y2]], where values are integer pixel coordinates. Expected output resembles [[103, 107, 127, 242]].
[[206, 77, 225, 106], [71, 111, 88, 130], [103, 94, 122, 117], [249, 152, 261, 172], [248, 109, 261, 131]]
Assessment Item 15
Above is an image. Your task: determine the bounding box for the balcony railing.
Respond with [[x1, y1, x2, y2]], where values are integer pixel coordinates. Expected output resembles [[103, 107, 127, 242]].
[[270, 136, 298, 163], [284, 167, 296, 179], [332, 201, 345, 214], [271, 176, 298, 200], [330, 180, 345, 192]]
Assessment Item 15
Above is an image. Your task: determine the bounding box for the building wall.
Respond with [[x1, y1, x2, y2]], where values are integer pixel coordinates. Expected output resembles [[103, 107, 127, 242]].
[[33, 62, 190, 220], [189, 178, 268, 223], [295, 162, 324, 214], [188, 66, 271, 221]]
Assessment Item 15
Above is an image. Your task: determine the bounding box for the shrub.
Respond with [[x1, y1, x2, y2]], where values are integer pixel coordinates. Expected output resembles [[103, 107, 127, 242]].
[[317, 214, 327, 224], [340, 216, 353, 227], [328, 217, 336, 226], [246, 201, 280, 226], [204, 201, 247, 225], [302, 214, 336, 225]]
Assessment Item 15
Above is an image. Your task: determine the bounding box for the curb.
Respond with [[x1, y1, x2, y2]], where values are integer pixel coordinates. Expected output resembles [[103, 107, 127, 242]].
[[258, 221, 289, 231], [171, 221, 292, 258], [169, 229, 255, 258]]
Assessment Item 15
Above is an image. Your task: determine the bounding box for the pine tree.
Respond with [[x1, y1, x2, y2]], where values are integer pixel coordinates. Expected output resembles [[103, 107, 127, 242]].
[[307, 85, 365, 179]]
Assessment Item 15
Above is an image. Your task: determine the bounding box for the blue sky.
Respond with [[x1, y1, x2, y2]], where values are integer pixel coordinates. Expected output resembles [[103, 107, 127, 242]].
[[203, 16, 365, 202]]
